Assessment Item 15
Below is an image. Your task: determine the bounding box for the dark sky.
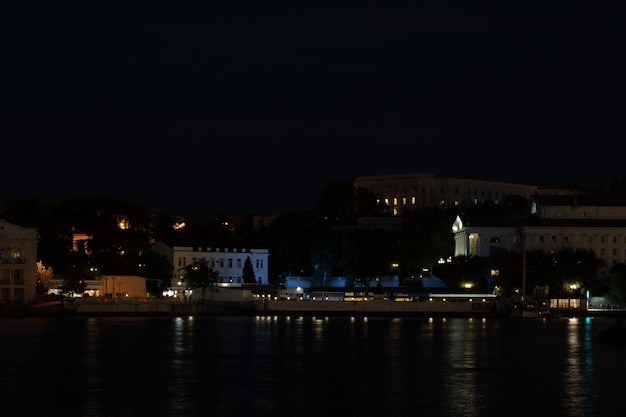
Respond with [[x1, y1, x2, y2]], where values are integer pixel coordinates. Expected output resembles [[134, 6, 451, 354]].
[[2, 4, 623, 221]]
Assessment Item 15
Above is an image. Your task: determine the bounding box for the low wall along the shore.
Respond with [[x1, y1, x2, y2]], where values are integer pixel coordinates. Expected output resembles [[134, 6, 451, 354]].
[[255, 298, 501, 316]]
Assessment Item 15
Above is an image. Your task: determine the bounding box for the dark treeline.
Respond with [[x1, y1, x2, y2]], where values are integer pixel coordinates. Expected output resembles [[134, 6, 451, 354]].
[[3, 175, 626, 303]]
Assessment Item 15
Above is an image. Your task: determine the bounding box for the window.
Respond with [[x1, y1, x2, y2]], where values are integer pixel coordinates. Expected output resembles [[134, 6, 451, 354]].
[[219, 259, 224, 268], [228, 259, 233, 268], [540, 236, 544, 242], [256, 259, 264, 269], [13, 270, 24, 284], [237, 259, 241, 268], [601, 236, 606, 244], [552, 236, 557, 243], [588, 236, 593, 243], [613, 236, 618, 243]]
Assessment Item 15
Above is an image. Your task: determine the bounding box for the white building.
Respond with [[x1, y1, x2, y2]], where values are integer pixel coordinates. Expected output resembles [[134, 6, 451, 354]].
[[150, 239, 270, 290], [452, 194, 626, 276], [354, 172, 539, 215], [0, 219, 38, 303]]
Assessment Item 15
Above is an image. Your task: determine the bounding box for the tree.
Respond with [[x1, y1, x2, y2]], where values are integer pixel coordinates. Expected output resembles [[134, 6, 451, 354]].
[[182, 259, 219, 300], [146, 279, 171, 297], [314, 181, 357, 224], [341, 228, 395, 285], [60, 266, 88, 298], [606, 263, 626, 305], [267, 211, 317, 282], [309, 229, 341, 287], [548, 247, 604, 294], [183, 259, 219, 289], [355, 187, 381, 217], [35, 261, 54, 298], [395, 207, 455, 279], [243, 256, 256, 283]]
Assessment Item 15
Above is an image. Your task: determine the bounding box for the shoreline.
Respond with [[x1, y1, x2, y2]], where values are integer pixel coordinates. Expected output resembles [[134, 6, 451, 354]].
[[2, 299, 625, 319]]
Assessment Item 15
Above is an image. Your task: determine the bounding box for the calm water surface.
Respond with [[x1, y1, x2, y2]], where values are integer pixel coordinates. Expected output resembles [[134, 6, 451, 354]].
[[2, 315, 625, 417]]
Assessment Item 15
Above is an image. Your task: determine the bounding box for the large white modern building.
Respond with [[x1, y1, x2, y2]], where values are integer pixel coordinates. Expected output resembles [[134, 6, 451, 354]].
[[0, 219, 38, 303], [452, 194, 626, 276]]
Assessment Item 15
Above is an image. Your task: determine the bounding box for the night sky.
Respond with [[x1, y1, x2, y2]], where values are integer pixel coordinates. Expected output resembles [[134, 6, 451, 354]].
[[2, 4, 623, 221]]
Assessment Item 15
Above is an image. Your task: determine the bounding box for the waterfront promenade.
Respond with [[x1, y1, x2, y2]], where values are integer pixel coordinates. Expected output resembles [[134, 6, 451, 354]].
[[3, 296, 624, 318]]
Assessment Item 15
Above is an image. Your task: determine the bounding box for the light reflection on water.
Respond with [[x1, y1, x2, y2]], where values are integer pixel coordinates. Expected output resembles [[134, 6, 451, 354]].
[[2, 315, 626, 417]]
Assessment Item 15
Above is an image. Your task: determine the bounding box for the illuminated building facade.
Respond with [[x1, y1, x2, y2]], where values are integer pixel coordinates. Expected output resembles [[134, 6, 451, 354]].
[[0, 219, 38, 303], [150, 239, 270, 291], [354, 172, 538, 215], [452, 194, 626, 277]]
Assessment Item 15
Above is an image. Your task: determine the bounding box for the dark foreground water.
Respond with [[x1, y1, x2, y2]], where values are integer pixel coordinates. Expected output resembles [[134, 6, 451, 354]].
[[2, 314, 625, 417]]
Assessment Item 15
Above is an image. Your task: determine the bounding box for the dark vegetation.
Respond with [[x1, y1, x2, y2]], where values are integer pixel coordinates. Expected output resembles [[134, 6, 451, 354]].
[[3, 175, 626, 303]]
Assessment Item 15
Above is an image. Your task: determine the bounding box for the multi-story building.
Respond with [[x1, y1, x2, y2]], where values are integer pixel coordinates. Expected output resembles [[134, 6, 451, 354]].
[[150, 239, 270, 293], [452, 194, 626, 277], [354, 172, 539, 215], [0, 219, 38, 303]]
